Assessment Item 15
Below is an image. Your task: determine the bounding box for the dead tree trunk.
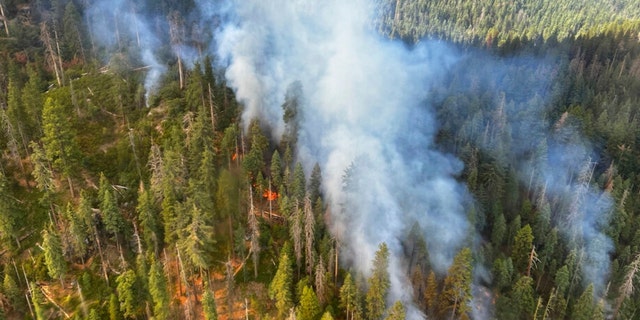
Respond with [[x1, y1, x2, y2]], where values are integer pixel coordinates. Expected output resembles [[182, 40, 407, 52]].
[[0, 4, 9, 36], [40, 22, 63, 86], [169, 11, 185, 90]]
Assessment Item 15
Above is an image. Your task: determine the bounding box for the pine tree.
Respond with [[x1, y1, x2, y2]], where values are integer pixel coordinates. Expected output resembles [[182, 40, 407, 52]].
[[320, 311, 335, 320], [88, 308, 101, 320], [269, 249, 293, 318], [492, 212, 507, 246], [271, 150, 283, 191], [137, 183, 161, 253], [29, 141, 55, 208], [41, 227, 66, 283], [0, 108, 24, 171], [109, 293, 121, 320], [248, 189, 261, 278], [0, 170, 17, 250], [511, 276, 535, 319], [3, 266, 20, 306], [6, 78, 28, 149], [513, 225, 534, 275], [185, 62, 206, 113], [281, 81, 302, 148], [385, 301, 406, 320], [160, 148, 187, 244], [438, 248, 473, 320], [41, 96, 81, 194], [148, 260, 170, 320], [30, 282, 46, 320], [292, 163, 306, 204], [304, 196, 316, 276], [424, 270, 438, 316], [116, 269, 142, 318], [220, 124, 238, 166], [190, 144, 217, 220], [243, 121, 268, 180], [202, 283, 218, 320], [366, 243, 390, 320], [216, 168, 240, 219], [309, 163, 322, 204], [340, 273, 358, 320], [554, 265, 570, 297], [572, 284, 596, 320], [99, 173, 125, 237], [62, 202, 88, 261], [77, 191, 94, 233], [177, 204, 215, 271], [62, 1, 84, 61], [297, 285, 321, 320], [21, 64, 44, 139]]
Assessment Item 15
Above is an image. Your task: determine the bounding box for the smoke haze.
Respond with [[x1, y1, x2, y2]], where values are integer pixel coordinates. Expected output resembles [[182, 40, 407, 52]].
[[86, 0, 166, 100], [435, 55, 613, 297], [83, 0, 614, 317], [205, 0, 473, 316], [198, 0, 614, 316]]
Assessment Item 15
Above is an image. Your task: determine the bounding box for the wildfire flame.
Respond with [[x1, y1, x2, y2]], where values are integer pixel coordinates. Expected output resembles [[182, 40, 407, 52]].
[[263, 189, 278, 201], [231, 153, 237, 161]]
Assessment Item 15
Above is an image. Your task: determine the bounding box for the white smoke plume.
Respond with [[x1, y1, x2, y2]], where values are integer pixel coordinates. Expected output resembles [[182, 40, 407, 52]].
[[76, 0, 615, 316], [86, 0, 165, 103], [437, 55, 614, 297], [204, 0, 473, 317]]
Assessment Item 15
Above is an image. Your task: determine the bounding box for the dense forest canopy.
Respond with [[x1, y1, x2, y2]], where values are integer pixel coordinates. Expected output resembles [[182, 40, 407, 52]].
[[0, 0, 639, 319]]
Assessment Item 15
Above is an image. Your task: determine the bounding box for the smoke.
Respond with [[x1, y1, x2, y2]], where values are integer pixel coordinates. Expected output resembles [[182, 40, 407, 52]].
[[80, 0, 613, 316], [205, 0, 474, 316], [86, 0, 166, 102], [207, 0, 614, 312], [436, 54, 613, 296]]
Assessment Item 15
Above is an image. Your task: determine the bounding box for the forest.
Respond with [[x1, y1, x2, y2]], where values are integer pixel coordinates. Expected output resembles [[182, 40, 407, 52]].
[[0, 0, 639, 319]]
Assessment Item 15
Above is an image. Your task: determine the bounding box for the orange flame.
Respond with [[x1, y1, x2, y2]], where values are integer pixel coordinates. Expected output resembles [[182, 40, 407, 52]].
[[231, 153, 237, 161], [263, 189, 278, 201]]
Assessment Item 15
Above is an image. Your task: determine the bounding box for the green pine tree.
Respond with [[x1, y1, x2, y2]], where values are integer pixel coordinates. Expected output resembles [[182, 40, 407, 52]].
[[41, 96, 81, 192], [512, 225, 534, 274], [99, 173, 125, 237], [41, 227, 66, 283], [340, 273, 358, 320], [320, 311, 335, 320], [385, 301, 406, 320], [137, 183, 161, 253], [438, 248, 473, 320], [30, 282, 46, 320], [269, 248, 294, 318], [109, 293, 121, 320], [572, 284, 596, 320], [0, 170, 17, 251], [116, 269, 142, 318], [424, 270, 438, 316], [366, 243, 390, 320], [511, 276, 535, 319], [62, 202, 88, 261], [177, 204, 215, 270], [202, 283, 218, 320], [297, 285, 321, 320], [148, 260, 170, 320], [292, 163, 306, 204], [271, 150, 283, 191]]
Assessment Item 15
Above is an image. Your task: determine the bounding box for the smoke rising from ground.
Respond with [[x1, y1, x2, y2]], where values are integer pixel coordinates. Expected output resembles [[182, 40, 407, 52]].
[[436, 55, 613, 296], [207, 0, 613, 312], [86, 0, 165, 101], [206, 0, 472, 316], [81, 0, 614, 316]]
